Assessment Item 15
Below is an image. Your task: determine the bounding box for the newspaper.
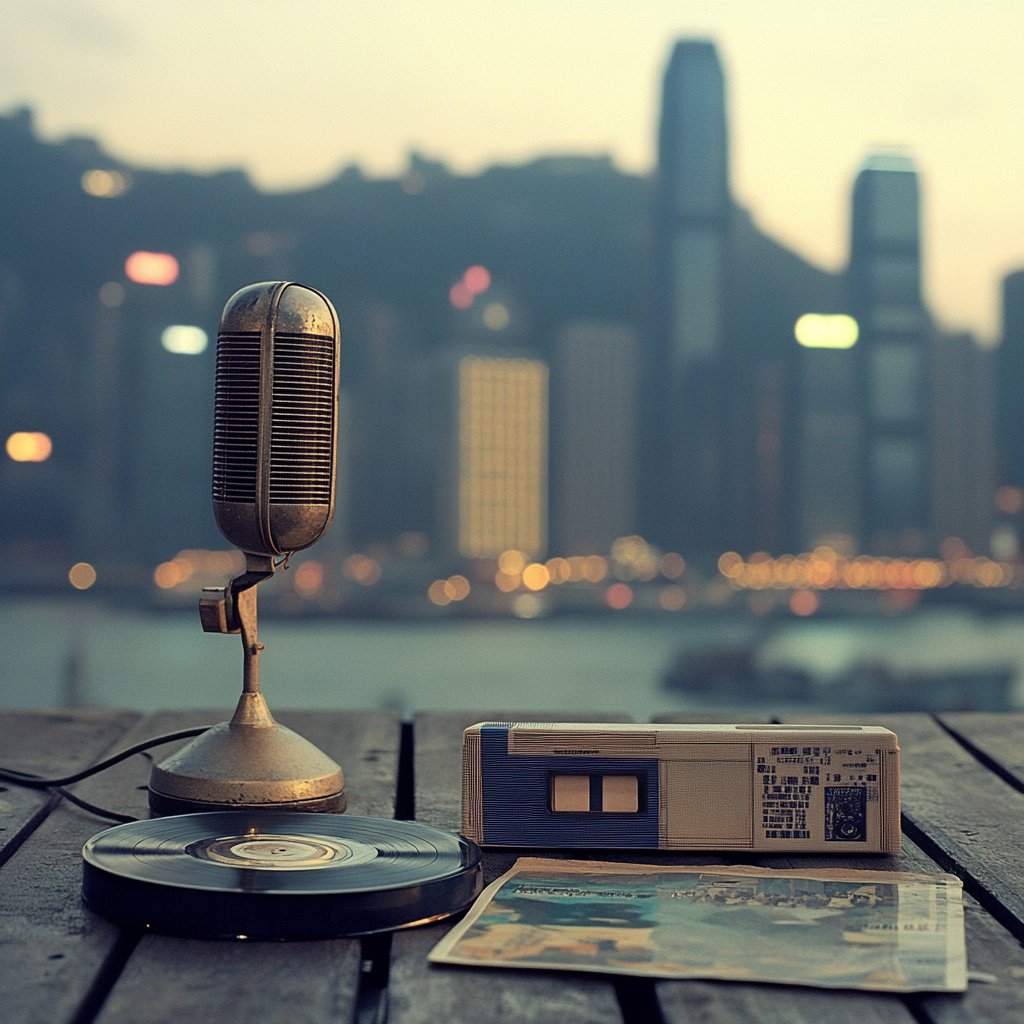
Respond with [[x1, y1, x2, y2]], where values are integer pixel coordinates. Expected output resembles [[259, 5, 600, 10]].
[[429, 858, 967, 992]]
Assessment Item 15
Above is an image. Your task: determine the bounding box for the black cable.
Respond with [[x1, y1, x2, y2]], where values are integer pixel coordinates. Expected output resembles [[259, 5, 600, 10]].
[[0, 725, 215, 824], [54, 786, 137, 823], [0, 726, 214, 788]]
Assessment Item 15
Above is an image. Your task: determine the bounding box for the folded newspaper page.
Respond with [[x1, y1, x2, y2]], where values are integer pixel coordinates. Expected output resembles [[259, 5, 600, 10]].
[[429, 858, 967, 992]]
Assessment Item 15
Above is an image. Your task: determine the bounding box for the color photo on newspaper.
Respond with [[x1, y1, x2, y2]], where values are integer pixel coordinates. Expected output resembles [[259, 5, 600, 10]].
[[429, 858, 966, 992]]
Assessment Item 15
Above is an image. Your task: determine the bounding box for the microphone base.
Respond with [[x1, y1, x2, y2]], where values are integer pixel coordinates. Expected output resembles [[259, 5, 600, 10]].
[[147, 693, 346, 817], [147, 789, 345, 817]]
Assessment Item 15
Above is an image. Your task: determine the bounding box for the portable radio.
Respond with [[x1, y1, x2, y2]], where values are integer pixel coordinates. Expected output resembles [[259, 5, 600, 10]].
[[462, 722, 900, 853]]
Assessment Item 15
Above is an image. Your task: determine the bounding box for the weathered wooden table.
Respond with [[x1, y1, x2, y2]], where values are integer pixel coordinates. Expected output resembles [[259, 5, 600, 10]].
[[3, 708, 1024, 1024]]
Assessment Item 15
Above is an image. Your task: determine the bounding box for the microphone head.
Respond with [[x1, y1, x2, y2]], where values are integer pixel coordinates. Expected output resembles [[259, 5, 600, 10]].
[[212, 282, 340, 557]]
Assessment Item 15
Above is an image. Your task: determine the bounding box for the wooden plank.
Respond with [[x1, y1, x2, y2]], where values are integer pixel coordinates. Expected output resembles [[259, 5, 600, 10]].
[[388, 711, 635, 1024], [0, 709, 140, 863], [387, 924, 625, 1024], [93, 937, 364, 1024], [0, 710, 158, 1024], [937, 712, 1024, 791], [0, 709, 398, 1024], [658, 981, 918, 1024], [771, 712, 1024, 941]]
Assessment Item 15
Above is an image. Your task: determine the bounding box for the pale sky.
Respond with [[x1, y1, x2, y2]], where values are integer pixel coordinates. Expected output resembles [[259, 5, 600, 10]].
[[1, 0, 1022, 341]]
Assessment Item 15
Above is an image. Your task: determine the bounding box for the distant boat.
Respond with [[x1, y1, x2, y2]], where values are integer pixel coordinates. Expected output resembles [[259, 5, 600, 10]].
[[663, 647, 1012, 712]]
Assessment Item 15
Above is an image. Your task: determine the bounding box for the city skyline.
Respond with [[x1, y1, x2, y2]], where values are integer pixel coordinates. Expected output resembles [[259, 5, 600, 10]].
[[2, 1, 1022, 342]]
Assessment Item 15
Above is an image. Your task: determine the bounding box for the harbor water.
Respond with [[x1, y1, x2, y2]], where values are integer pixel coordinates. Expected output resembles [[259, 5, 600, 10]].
[[2, 599, 1023, 719]]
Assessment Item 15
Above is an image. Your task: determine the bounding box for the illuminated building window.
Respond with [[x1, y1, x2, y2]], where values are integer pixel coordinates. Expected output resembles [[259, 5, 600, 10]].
[[458, 355, 548, 559]]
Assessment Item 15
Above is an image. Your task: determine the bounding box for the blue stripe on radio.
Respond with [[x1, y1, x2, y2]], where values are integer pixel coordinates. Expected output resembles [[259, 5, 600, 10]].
[[480, 726, 660, 847]]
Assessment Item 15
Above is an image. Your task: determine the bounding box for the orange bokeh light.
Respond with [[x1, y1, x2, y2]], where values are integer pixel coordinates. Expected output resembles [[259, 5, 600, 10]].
[[342, 554, 381, 585], [521, 563, 550, 591], [294, 561, 324, 596], [790, 590, 819, 616], [605, 582, 633, 609], [125, 251, 179, 286], [995, 486, 1024, 515], [6, 432, 52, 462]]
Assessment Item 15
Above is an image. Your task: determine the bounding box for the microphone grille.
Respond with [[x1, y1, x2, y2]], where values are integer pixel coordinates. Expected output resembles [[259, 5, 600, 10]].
[[267, 332, 334, 505], [212, 331, 335, 506], [212, 331, 260, 504]]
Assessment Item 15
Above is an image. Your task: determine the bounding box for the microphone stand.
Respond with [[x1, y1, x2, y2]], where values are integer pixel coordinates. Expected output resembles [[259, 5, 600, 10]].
[[148, 554, 346, 816]]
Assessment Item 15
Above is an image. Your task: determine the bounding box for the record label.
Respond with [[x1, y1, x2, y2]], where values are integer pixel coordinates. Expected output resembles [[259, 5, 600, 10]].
[[188, 833, 377, 871], [83, 812, 483, 940]]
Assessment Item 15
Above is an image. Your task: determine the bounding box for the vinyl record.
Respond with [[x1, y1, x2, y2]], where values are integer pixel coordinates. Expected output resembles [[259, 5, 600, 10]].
[[82, 812, 483, 940]]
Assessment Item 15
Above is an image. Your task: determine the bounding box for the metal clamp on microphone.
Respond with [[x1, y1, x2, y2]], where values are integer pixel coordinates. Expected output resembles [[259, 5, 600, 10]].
[[149, 282, 346, 817]]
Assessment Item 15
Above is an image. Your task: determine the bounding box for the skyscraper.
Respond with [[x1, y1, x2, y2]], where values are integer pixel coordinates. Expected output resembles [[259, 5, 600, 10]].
[[848, 154, 930, 552], [651, 40, 730, 555], [552, 320, 638, 554], [930, 331, 993, 555], [996, 270, 1024, 491], [796, 327, 863, 552], [435, 351, 548, 560]]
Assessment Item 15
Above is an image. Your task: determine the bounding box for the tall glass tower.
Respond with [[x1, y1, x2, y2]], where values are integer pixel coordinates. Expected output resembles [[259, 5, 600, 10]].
[[651, 40, 730, 555], [849, 154, 929, 551], [996, 271, 1024, 490]]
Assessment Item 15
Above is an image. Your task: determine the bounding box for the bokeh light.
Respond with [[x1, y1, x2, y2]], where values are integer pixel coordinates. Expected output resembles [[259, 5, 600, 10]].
[[495, 570, 520, 592], [659, 585, 686, 610], [161, 325, 208, 354], [81, 169, 131, 197], [153, 550, 244, 590], [449, 281, 473, 309], [125, 251, 179, 286], [294, 561, 323, 596], [790, 589, 819, 616], [521, 563, 550, 591], [99, 282, 125, 307], [605, 582, 633, 609], [512, 593, 543, 618], [154, 557, 194, 589], [545, 557, 570, 583], [463, 266, 491, 294], [343, 554, 381, 585], [6, 432, 52, 462], [482, 302, 510, 330], [446, 575, 471, 601], [995, 487, 1024, 515], [69, 563, 97, 590], [498, 549, 527, 575], [794, 313, 859, 349]]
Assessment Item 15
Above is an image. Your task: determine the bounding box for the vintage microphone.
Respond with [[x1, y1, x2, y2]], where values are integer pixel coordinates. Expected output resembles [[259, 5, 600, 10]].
[[148, 282, 346, 815]]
